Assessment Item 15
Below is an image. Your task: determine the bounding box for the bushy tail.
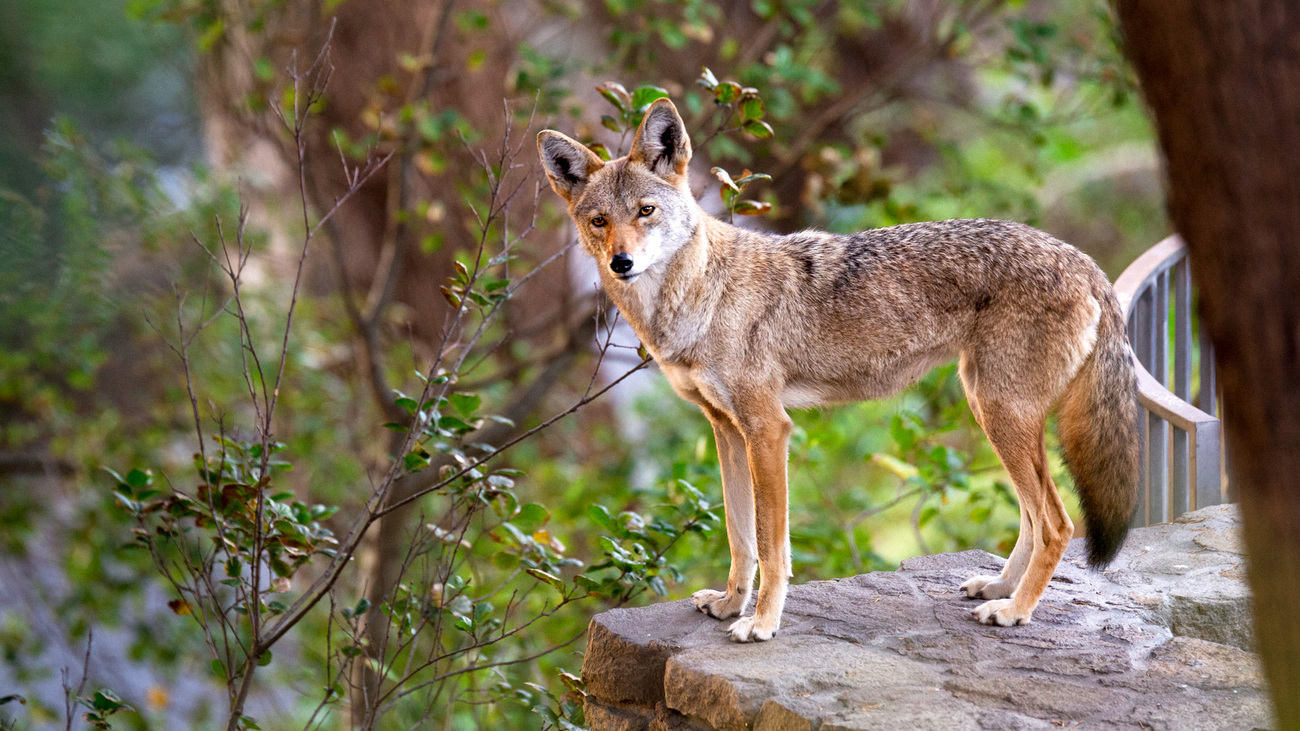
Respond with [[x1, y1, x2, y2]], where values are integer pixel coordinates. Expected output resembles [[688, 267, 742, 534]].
[[1058, 285, 1140, 568]]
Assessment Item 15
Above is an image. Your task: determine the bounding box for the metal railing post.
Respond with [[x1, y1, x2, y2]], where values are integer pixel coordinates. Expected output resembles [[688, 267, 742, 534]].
[[1113, 235, 1225, 526]]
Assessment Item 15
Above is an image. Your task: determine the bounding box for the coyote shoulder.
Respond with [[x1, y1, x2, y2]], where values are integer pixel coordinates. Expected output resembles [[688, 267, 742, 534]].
[[538, 99, 1138, 642]]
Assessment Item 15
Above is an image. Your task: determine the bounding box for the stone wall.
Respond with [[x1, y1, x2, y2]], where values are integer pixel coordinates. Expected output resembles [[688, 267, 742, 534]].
[[581, 504, 1271, 730]]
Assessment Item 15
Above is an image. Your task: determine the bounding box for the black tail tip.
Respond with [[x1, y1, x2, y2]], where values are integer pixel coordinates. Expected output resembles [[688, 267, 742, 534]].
[[1085, 520, 1130, 569]]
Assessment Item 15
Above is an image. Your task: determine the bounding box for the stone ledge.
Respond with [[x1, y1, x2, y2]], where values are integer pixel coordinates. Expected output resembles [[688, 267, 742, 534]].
[[582, 505, 1271, 730]]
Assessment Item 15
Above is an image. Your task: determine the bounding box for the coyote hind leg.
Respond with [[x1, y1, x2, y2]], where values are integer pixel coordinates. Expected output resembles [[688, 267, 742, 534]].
[[968, 404, 1072, 626], [961, 507, 1031, 600], [957, 359, 1032, 600]]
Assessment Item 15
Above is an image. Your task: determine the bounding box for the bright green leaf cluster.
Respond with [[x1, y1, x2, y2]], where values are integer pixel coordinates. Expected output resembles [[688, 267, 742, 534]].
[[574, 480, 718, 602]]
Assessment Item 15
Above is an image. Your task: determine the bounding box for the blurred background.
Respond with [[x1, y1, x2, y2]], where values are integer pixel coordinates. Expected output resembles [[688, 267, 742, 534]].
[[0, 0, 1165, 728]]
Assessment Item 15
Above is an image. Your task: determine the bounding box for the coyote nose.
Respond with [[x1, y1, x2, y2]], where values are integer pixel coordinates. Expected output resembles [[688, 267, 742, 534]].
[[610, 254, 634, 274]]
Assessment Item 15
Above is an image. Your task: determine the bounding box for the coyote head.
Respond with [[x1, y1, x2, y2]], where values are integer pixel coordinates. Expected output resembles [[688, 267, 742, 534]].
[[538, 99, 700, 283]]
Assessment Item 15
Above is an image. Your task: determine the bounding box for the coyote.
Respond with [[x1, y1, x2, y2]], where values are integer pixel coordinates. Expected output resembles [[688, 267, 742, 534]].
[[538, 99, 1138, 642]]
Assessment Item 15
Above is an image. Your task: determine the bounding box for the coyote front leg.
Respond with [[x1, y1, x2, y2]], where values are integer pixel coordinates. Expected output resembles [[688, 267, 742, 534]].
[[692, 411, 758, 620], [727, 398, 792, 642]]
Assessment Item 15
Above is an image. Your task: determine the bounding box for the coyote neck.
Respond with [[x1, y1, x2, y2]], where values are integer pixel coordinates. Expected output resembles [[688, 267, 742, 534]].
[[606, 215, 730, 365]]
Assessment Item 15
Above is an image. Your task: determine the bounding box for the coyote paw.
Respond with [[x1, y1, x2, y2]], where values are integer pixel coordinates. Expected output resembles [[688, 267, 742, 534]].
[[972, 598, 1032, 627], [728, 613, 778, 642], [693, 589, 747, 620], [960, 575, 1015, 600]]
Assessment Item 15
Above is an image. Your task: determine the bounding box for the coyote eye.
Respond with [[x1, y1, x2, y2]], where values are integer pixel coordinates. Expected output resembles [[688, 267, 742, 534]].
[[638, 206, 655, 217], [591, 216, 606, 227]]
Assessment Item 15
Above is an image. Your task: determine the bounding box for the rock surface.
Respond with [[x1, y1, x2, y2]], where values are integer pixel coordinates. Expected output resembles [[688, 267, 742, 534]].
[[582, 505, 1271, 730]]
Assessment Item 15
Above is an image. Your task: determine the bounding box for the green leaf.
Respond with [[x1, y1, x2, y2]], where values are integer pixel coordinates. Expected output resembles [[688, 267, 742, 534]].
[[596, 82, 632, 111], [631, 85, 669, 110], [403, 452, 430, 471], [648, 575, 667, 596], [890, 413, 917, 451], [733, 200, 771, 216], [587, 142, 612, 161], [918, 505, 939, 527], [112, 489, 137, 512], [515, 503, 550, 532], [600, 115, 622, 133], [587, 504, 614, 530], [526, 568, 565, 593], [126, 468, 152, 488], [257, 650, 273, 667], [870, 453, 919, 480], [91, 689, 129, 712], [437, 415, 474, 433], [448, 392, 482, 416], [739, 97, 765, 122], [742, 120, 774, 138], [710, 167, 739, 192], [394, 396, 419, 414], [721, 185, 738, 208], [734, 172, 772, 187], [714, 81, 741, 105], [573, 575, 602, 593]]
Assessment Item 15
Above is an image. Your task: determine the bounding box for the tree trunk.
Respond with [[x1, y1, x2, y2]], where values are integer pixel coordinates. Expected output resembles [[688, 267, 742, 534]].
[[1115, 2, 1300, 727]]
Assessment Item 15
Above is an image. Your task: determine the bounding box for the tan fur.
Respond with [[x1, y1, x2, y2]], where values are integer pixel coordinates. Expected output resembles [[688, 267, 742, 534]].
[[539, 100, 1139, 640]]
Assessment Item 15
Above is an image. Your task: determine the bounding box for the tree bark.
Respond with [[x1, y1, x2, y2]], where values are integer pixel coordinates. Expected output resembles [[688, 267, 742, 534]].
[[1115, 2, 1300, 727]]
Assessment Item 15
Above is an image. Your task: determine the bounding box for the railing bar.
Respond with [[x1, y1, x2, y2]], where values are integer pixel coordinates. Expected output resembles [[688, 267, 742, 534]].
[[1154, 270, 1169, 387], [1194, 420, 1222, 509], [1199, 325, 1217, 417], [1149, 412, 1167, 523], [1172, 426, 1190, 514], [1173, 258, 1192, 401], [1220, 379, 1233, 504], [1133, 405, 1149, 528], [1136, 288, 1154, 373]]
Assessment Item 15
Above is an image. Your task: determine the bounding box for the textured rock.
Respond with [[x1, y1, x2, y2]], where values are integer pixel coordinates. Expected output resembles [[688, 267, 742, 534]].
[[582, 505, 1271, 730]]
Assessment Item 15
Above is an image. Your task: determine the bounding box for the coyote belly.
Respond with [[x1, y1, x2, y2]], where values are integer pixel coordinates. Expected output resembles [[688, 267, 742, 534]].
[[539, 99, 1139, 642]]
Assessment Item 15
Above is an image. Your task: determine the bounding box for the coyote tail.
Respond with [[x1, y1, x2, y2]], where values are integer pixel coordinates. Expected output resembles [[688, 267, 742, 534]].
[[1058, 285, 1140, 568]]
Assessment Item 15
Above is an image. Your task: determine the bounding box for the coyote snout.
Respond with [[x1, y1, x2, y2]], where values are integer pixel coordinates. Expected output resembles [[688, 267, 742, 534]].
[[610, 253, 633, 274], [539, 99, 1139, 642]]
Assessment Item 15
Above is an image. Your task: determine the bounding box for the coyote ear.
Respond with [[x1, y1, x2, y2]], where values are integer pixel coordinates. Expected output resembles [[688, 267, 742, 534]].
[[629, 99, 691, 181], [537, 131, 604, 202]]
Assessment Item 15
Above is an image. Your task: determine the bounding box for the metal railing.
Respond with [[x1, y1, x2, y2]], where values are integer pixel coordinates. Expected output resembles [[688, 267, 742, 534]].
[[1113, 235, 1227, 527]]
